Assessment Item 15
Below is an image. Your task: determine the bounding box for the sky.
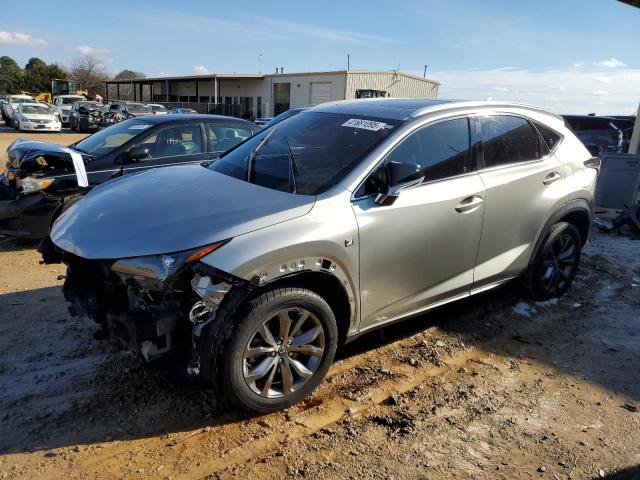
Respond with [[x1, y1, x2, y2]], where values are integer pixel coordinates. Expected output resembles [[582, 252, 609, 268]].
[[1, 0, 639, 114]]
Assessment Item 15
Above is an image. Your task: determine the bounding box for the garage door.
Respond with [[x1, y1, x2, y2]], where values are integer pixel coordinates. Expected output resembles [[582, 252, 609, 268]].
[[310, 82, 332, 104]]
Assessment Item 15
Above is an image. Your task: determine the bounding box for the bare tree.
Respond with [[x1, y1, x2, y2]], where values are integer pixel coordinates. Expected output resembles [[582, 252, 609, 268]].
[[70, 55, 109, 98]]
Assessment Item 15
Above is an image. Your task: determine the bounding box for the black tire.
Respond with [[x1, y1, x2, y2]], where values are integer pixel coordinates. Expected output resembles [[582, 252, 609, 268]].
[[218, 288, 338, 413], [523, 222, 582, 301], [70, 118, 77, 132]]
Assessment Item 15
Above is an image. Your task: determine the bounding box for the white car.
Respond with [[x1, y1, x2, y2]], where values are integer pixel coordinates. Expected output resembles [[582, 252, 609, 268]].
[[148, 103, 169, 115], [15, 103, 61, 132], [2, 94, 35, 127], [52, 95, 87, 125]]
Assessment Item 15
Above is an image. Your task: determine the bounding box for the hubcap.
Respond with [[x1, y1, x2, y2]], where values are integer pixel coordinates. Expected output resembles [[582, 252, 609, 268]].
[[243, 307, 325, 398], [541, 233, 577, 295]]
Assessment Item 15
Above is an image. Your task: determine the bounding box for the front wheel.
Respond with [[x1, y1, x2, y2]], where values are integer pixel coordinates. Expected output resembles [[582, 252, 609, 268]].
[[219, 288, 338, 413], [523, 222, 582, 300]]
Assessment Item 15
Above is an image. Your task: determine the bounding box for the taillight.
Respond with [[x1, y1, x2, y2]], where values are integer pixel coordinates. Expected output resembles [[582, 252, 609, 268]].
[[584, 157, 601, 175]]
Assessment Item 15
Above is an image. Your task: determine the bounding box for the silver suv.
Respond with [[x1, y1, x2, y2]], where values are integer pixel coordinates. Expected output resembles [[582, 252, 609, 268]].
[[45, 99, 598, 413]]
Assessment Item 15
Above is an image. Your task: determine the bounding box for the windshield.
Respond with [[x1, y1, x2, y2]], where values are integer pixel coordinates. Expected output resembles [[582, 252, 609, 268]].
[[210, 111, 400, 195], [22, 105, 51, 115], [151, 105, 167, 112], [62, 97, 83, 105], [126, 103, 151, 113], [11, 97, 33, 105], [74, 118, 152, 156], [265, 109, 302, 127], [78, 102, 102, 111]]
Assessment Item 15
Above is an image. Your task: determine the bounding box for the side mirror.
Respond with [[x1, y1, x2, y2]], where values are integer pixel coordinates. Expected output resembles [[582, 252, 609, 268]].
[[128, 145, 150, 161], [114, 146, 149, 165], [374, 161, 424, 206]]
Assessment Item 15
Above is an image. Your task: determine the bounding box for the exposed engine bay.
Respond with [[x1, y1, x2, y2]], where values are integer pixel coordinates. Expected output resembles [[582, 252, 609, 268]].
[[41, 238, 254, 382]]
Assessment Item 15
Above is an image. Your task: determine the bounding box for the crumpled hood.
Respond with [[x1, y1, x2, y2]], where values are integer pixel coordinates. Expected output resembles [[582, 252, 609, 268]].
[[51, 165, 315, 259], [7, 139, 91, 175]]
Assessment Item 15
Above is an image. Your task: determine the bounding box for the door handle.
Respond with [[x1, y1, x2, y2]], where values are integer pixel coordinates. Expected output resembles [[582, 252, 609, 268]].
[[455, 195, 484, 213], [543, 171, 561, 185]]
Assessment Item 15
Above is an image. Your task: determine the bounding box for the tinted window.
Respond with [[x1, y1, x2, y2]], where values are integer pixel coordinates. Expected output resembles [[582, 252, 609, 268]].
[[533, 122, 562, 152], [388, 118, 472, 181], [208, 124, 252, 152], [359, 118, 472, 196], [481, 116, 541, 167], [138, 124, 203, 159]]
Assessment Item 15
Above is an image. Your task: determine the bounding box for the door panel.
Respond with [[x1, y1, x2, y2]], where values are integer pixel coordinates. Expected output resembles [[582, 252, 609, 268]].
[[353, 173, 486, 329], [473, 114, 566, 289]]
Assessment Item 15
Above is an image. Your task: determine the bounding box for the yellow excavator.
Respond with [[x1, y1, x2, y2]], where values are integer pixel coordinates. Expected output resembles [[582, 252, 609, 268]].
[[25, 80, 102, 106]]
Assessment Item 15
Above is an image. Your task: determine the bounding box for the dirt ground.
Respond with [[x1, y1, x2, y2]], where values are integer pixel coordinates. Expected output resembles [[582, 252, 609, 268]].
[[1, 128, 640, 480]]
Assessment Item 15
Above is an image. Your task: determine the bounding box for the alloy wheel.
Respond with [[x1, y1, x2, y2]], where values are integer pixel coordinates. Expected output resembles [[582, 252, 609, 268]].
[[540, 233, 577, 295], [243, 307, 325, 399]]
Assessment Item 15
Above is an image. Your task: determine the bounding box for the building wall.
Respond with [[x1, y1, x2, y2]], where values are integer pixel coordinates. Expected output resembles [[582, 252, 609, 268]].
[[345, 72, 439, 100], [264, 72, 346, 114], [124, 71, 439, 119]]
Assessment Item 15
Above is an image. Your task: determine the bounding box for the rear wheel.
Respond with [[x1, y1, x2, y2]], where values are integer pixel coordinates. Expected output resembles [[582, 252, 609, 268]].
[[219, 288, 338, 413], [523, 222, 581, 300]]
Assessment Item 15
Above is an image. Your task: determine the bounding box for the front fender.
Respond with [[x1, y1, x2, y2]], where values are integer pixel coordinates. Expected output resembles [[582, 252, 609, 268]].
[[199, 190, 361, 333]]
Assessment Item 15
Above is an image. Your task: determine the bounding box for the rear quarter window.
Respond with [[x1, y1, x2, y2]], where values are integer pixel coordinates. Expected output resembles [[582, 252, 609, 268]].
[[533, 121, 562, 153]]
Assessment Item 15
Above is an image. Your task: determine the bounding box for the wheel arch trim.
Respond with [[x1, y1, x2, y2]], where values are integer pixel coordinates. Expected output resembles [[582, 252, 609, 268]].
[[529, 198, 592, 267], [248, 256, 357, 337]]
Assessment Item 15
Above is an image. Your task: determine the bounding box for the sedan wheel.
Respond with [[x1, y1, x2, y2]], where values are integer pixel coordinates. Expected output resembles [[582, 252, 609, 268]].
[[219, 288, 338, 413]]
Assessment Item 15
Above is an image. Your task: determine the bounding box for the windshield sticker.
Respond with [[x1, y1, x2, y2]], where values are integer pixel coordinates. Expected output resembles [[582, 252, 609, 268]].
[[342, 119, 387, 131], [129, 124, 151, 130]]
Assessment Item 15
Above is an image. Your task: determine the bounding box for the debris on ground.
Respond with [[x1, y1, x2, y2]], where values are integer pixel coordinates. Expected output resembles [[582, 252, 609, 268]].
[[594, 204, 640, 239]]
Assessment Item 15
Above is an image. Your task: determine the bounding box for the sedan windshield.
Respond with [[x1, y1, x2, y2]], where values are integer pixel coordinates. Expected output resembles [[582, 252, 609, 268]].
[[210, 111, 400, 195], [62, 97, 84, 105], [11, 97, 33, 105], [22, 105, 52, 114], [73, 119, 151, 156], [126, 103, 151, 114]]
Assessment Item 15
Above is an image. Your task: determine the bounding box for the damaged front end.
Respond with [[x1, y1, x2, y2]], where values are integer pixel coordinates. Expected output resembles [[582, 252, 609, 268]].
[[43, 239, 252, 381]]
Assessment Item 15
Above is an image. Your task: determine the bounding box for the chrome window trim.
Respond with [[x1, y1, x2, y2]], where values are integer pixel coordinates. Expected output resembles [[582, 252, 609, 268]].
[[350, 112, 477, 202]]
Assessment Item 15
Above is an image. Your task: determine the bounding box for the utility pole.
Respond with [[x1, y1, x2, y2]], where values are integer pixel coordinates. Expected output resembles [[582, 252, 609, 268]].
[[347, 54, 350, 71], [423, 65, 428, 78], [258, 53, 262, 74]]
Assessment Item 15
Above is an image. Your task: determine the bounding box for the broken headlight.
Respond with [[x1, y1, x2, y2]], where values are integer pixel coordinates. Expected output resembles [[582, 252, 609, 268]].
[[110, 240, 228, 282], [18, 176, 55, 194]]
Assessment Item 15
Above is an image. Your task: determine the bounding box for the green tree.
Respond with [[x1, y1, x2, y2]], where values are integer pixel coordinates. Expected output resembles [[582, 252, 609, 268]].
[[24, 57, 50, 93], [114, 69, 145, 80], [0, 56, 25, 95]]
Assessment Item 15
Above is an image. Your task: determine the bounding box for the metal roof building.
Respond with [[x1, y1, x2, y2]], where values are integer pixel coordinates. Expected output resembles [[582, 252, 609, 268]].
[[104, 70, 440, 120]]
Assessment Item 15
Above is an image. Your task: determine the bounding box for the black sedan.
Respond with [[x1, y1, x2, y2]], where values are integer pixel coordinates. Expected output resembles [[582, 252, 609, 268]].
[[0, 114, 259, 239]]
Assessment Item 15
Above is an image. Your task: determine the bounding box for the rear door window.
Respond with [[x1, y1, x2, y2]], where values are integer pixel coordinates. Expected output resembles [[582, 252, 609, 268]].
[[481, 115, 542, 168]]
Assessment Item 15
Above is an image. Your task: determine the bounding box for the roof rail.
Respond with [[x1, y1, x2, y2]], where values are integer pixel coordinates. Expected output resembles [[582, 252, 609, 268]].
[[411, 100, 564, 122]]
